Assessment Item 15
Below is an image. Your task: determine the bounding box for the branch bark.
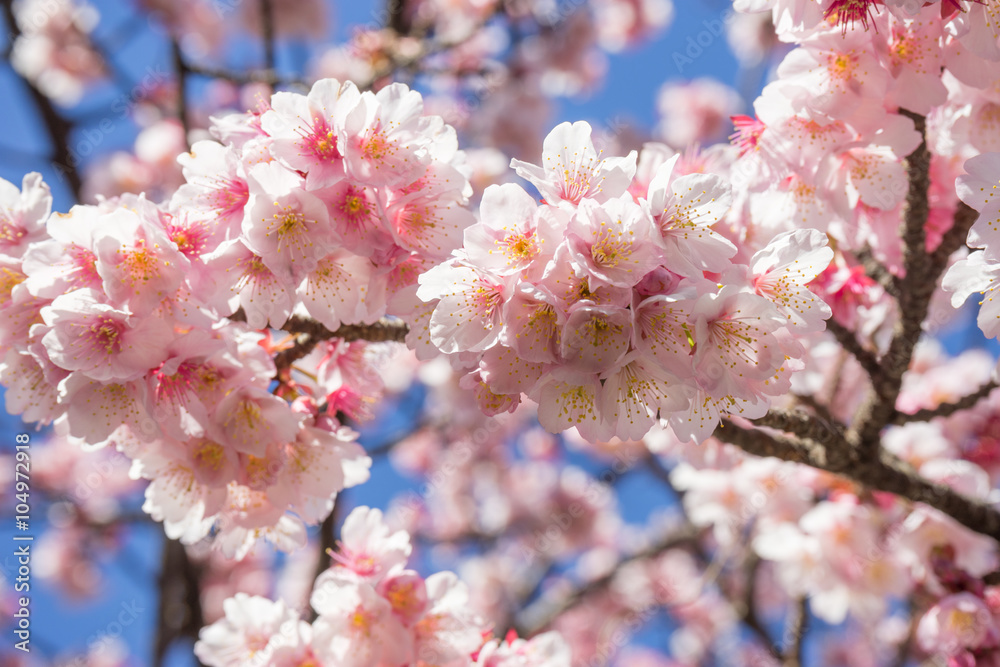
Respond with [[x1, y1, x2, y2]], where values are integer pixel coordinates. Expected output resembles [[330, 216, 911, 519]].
[[824, 318, 881, 381], [306, 503, 340, 622], [230, 309, 410, 344], [853, 245, 900, 297], [891, 380, 998, 425], [714, 420, 1000, 542], [259, 0, 276, 72], [781, 596, 809, 667], [154, 538, 205, 667], [849, 111, 933, 453], [170, 39, 191, 150]]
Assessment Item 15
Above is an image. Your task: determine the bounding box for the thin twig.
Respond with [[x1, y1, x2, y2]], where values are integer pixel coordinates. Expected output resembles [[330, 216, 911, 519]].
[[741, 552, 775, 651], [891, 380, 998, 425], [259, 0, 276, 72], [513, 527, 701, 637], [643, 456, 775, 652], [889, 598, 918, 667], [170, 39, 191, 150], [853, 245, 900, 297], [824, 318, 881, 381], [183, 61, 307, 88], [781, 596, 809, 667], [306, 501, 340, 622], [0, 0, 82, 198]]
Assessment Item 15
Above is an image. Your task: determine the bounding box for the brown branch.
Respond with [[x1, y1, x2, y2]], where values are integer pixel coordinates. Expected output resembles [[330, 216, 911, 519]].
[[891, 380, 998, 425], [752, 409, 847, 449], [323, 318, 410, 343], [306, 503, 340, 622], [890, 599, 918, 667], [360, 2, 505, 90], [386, 0, 410, 36], [259, 0, 276, 72], [182, 62, 306, 87], [513, 526, 701, 637], [792, 393, 840, 428], [853, 245, 900, 297], [170, 39, 191, 151], [273, 332, 319, 380], [230, 309, 410, 344], [824, 318, 881, 381], [1, 0, 82, 199], [849, 111, 933, 453], [642, 457, 776, 653], [931, 202, 978, 268], [781, 596, 809, 667], [154, 539, 205, 667], [739, 552, 775, 652], [714, 420, 1000, 543]]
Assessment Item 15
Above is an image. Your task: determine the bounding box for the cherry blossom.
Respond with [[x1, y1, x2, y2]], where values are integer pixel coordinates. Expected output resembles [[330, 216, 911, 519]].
[[10, 3, 1000, 665]]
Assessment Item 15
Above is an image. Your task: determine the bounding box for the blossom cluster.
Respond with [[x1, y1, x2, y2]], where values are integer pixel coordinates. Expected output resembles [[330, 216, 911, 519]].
[[705, 2, 1000, 660], [194, 506, 571, 667], [0, 76, 473, 557], [416, 120, 833, 444]]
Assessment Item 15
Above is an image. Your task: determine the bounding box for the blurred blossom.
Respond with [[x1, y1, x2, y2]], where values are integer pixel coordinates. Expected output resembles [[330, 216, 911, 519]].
[[310, 45, 378, 87], [81, 119, 187, 203], [656, 78, 743, 149], [138, 0, 225, 55], [240, 0, 327, 39], [11, 0, 105, 105], [725, 11, 781, 66], [591, 0, 674, 52]]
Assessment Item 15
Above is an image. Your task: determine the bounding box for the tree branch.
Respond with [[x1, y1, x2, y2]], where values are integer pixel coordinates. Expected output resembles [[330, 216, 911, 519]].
[[1, 0, 83, 199], [714, 420, 1000, 543], [847, 112, 941, 457], [154, 538, 205, 667], [824, 318, 881, 381], [891, 380, 998, 425], [931, 202, 978, 268], [387, 0, 410, 36], [641, 457, 776, 653], [170, 39, 191, 150], [752, 409, 847, 449], [513, 526, 701, 637], [230, 309, 410, 344], [781, 596, 809, 667], [259, 0, 276, 72], [853, 245, 900, 297], [739, 552, 775, 652], [306, 503, 340, 622]]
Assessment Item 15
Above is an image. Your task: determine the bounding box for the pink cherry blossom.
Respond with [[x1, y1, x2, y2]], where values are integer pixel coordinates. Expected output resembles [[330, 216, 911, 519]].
[[510, 121, 637, 206], [261, 78, 360, 190], [39, 288, 174, 382], [917, 592, 995, 656]]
